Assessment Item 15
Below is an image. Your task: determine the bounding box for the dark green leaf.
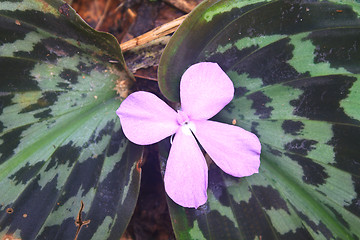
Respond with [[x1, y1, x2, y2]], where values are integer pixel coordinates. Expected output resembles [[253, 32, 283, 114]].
[[0, 1, 142, 239], [159, 0, 360, 239]]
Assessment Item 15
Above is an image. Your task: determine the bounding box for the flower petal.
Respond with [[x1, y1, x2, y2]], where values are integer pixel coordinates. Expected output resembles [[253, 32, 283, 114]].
[[193, 120, 261, 177], [180, 62, 234, 120], [117, 91, 178, 145], [164, 130, 208, 208]]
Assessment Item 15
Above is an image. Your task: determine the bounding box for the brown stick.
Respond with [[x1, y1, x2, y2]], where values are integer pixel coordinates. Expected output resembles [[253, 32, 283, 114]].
[[74, 201, 90, 240], [95, 0, 112, 30], [120, 14, 188, 52], [163, 0, 197, 13]]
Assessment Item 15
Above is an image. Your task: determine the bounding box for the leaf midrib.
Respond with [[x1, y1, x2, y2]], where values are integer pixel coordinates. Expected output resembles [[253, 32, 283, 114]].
[[0, 96, 119, 181]]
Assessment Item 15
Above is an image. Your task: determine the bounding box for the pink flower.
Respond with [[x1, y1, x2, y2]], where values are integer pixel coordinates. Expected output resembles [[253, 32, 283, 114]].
[[117, 62, 261, 208]]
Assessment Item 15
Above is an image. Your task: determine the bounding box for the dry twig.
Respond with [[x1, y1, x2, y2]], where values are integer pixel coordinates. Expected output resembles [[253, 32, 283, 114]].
[[74, 201, 91, 240], [95, 0, 112, 30], [120, 14, 187, 52], [163, 0, 198, 13]]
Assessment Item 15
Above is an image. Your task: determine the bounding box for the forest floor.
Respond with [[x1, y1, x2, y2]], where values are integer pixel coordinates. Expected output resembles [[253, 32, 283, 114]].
[[70, 0, 202, 239]]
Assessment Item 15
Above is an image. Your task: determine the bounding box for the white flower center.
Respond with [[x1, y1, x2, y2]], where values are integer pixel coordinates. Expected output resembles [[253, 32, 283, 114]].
[[180, 121, 196, 136], [176, 110, 196, 136]]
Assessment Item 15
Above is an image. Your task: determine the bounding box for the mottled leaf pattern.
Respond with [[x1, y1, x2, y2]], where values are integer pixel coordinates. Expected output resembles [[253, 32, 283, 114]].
[[0, 1, 142, 239], [159, 0, 360, 239]]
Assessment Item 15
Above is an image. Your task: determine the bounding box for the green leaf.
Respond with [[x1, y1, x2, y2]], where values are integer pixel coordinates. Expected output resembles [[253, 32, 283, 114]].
[[159, 0, 360, 239], [0, 1, 142, 239]]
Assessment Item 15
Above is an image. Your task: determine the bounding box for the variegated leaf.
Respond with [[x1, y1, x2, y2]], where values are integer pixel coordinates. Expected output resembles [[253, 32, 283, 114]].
[[0, 1, 142, 239], [159, 0, 360, 239]]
